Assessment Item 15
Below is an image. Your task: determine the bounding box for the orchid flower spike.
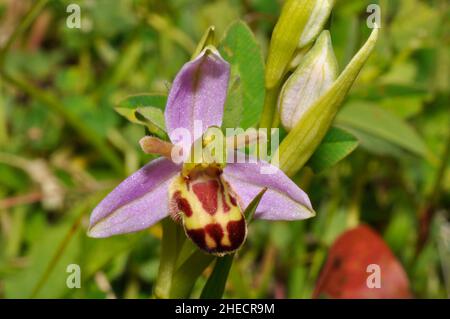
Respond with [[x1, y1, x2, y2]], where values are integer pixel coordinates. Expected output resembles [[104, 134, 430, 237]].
[[88, 46, 315, 256]]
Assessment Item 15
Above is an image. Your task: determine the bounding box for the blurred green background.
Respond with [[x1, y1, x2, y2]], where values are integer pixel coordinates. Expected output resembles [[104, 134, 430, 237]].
[[0, 0, 449, 298]]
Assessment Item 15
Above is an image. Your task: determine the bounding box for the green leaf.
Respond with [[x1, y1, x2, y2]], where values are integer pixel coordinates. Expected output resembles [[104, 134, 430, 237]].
[[335, 101, 430, 158], [115, 107, 167, 139], [117, 93, 167, 110], [337, 125, 407, 158], [115, 94, 168, 139], [200, 255, 234, 299], [219, 21, 265, 129], [200, 188, 266, 299], [308, 127, 359, 173], [135, 107, 166, 131], [169, 250, 214, 298]]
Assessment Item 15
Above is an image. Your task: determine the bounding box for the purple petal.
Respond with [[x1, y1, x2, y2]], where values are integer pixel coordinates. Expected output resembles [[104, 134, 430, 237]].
[[88, 158, 180, 237], [223, 159, 315, 220], [165, 47, 230, 148]]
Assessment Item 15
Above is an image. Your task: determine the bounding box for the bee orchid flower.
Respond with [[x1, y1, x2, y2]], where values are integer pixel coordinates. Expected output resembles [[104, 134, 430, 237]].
[[88, 47, 315, 255]]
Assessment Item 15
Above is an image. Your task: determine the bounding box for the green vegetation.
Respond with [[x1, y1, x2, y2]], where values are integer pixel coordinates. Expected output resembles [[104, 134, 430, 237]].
[[0, 0, 448, 298]]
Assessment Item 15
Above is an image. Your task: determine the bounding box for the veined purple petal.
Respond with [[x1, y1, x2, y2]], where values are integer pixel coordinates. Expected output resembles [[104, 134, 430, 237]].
[[88, 158, 180, 237], [165, 47, 230, 148], [223, 158, 315, 220]]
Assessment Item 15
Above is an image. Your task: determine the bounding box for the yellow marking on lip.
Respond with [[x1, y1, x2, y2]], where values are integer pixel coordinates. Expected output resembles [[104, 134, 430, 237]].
[[168, 166, 247, 255], [220, 233, 231, 247], [205, 233, 217, 249]]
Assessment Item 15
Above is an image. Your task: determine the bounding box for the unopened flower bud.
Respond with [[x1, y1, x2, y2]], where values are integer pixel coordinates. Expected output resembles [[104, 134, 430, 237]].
[[278, 31, 338, 131], [275, 27, 379, 177], [265, 0, 316, 89], [298, 0, 334, 48]]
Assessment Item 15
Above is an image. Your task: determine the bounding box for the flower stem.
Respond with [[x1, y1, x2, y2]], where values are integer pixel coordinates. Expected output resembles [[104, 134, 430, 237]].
[[259, 84, 281, 130], [153, 219, 184, 298]]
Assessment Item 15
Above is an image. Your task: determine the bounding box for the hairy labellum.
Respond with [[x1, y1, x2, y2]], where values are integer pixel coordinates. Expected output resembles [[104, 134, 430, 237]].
[[169, 167, 247, 256]]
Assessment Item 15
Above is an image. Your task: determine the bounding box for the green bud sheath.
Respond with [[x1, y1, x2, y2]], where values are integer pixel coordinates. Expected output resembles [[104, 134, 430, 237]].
[[276, 27, 379, 177], [279, 30, 338, 131], [298, 0, 335, 48], [265, 0, 315, 89]]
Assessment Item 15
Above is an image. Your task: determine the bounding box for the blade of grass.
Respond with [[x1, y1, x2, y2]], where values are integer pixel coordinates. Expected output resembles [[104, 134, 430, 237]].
[[153, 219, 184, 299], [169, 249, 214, 298], [200, 255, 234, 299]]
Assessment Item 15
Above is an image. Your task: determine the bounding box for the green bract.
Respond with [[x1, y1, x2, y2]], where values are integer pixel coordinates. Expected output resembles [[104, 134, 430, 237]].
[[191, 26, 216, 59], [265, 0, 315, 89], [278, 30, 338, 131], [275, 27, 379, 177], [298, 0, 335, 48]]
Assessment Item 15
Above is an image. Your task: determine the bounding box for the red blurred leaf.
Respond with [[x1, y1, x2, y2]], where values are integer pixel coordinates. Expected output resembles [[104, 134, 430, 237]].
[[314, 225, 412, 298]]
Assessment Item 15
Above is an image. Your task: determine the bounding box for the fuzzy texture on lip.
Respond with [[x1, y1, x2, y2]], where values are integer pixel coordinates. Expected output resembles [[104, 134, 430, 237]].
[[88, 48, 314, 240]]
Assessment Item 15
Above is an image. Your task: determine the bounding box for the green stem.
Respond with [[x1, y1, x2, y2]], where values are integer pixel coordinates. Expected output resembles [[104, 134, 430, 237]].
[[259, 84, 281, 130], [154, 219, 183, 298], [271, 110, 281, 128]]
